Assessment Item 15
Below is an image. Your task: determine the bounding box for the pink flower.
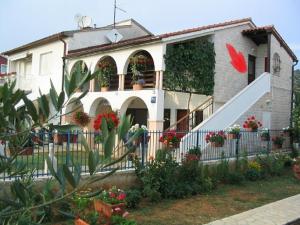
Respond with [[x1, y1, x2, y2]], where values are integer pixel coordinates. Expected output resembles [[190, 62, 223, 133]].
[[117, 193, 126, 201]]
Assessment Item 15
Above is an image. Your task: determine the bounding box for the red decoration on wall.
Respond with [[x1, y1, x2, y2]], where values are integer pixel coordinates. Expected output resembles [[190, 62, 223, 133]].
[[226, 43, 247, 73]]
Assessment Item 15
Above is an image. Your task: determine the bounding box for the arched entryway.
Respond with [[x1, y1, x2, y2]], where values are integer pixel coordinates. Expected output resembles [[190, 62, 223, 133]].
[[121, 97, 149, 127], [89, 97, 113, 131], [94, 56, 118, 92], [125, 50, 155, 90], [70, 60, 89, 92]]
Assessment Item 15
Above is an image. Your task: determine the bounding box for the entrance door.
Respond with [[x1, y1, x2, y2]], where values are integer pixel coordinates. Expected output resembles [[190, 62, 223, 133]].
[[177, 109, 189, 132], [126, 109, 148, 126], [248, 55, 256, 84]]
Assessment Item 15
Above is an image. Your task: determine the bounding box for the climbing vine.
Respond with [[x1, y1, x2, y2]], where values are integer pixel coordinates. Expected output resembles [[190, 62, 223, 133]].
[[163, 38, 215, 95]]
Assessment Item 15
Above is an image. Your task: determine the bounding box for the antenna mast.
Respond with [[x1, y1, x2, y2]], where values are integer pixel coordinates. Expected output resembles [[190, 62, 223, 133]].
[[113, 0, 116, 28]]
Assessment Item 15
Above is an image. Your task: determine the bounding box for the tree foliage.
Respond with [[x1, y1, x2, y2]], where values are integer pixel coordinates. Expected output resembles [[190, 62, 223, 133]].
[[0, 65, 140, 224], [163, 38, 215, 95]]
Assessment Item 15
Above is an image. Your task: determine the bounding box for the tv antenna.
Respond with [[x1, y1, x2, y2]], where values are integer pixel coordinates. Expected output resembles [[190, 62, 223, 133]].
[[113, 0, 126, 28]]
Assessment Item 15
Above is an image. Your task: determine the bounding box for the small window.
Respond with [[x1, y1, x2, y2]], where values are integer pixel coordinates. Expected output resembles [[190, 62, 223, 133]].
[[163, 109, 171, 130], [0, 64, 7, 74], [272, 53, 281, 74]]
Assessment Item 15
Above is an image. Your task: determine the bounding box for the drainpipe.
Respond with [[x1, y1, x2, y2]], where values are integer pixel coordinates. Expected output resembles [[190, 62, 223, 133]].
[[59, 38, 67, 125], [290, 59, 299, 127], [290, 59, 299, 152]]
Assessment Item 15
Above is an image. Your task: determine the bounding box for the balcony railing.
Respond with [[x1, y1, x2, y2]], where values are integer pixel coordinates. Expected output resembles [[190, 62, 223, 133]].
[[125, 71, 156, 89]]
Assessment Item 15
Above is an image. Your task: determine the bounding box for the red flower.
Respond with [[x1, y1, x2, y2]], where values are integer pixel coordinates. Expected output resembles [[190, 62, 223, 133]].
[[93, 112, 119, 131], [117, 193, 126, 201]]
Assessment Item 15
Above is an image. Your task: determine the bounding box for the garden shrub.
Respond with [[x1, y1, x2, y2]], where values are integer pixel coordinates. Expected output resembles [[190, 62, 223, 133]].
[[245, 161, 261, 181], [125, 189, 142, 209], [256, 153, 288, 177], [111, 215, 137, 225], [227, 171, 245, 185]]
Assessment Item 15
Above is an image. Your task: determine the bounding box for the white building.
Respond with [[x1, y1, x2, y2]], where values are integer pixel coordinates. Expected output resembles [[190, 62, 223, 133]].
[[2, 18, 298, 135]]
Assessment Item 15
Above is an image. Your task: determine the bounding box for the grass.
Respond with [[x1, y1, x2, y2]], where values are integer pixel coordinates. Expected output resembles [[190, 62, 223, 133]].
[[129, 171, 300, 225]]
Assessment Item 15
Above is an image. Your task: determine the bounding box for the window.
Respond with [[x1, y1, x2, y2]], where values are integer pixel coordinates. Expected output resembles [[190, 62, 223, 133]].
[[39, 52, 53, 76], [272, 53, 281, 74], [0, 64, 7, 74], [163, 109, 171, 130]]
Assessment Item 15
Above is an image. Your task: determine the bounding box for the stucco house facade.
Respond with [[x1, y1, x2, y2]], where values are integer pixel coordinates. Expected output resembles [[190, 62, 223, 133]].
[[2, 18, 298, 135]]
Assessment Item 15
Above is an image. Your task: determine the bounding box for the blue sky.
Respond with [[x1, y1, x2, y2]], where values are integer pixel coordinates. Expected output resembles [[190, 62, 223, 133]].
[[0, 0, 299, 68]]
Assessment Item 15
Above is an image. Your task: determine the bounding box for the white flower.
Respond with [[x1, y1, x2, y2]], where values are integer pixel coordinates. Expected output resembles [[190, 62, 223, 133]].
[[141, 125, 148, 131], [134, 124, 140, 129]]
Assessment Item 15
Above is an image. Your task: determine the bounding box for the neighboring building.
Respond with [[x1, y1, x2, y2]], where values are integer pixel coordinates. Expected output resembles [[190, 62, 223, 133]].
[[0, 55, 8, 85], [2, 18, 298, 137]]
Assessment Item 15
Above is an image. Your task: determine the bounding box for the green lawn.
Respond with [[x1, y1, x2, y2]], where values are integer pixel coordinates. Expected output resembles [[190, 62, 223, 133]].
[[15, 149, 90, 170], [129, 171, 300, 225]]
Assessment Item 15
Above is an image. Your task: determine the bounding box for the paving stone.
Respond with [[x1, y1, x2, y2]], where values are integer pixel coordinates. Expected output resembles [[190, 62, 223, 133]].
[[205, 194, 300, 225]]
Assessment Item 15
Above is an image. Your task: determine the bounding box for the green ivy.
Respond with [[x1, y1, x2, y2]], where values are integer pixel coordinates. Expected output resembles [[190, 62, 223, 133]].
[[163, 38, 215, 95]]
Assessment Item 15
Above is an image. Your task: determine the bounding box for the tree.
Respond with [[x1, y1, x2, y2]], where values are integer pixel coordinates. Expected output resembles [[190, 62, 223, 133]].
[[0, 65, 140, 224]]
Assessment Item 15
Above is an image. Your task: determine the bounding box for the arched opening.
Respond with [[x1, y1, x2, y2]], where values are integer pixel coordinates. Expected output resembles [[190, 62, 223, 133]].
[[125, 50, 155, 90], [94, 56, 118, 91], [89, 97, 113, 131], [121, 97, 149, 127], [70, 61, 89, 92]]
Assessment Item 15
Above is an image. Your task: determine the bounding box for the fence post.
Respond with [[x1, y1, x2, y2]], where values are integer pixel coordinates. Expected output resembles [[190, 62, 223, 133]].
[[44, 143, 57, 174], [267, 129, 271, 153], [196, 130, 199, 147], [235, 134, 240, 157], [141, 131, 146, 167], [66, 131, 70, 166]]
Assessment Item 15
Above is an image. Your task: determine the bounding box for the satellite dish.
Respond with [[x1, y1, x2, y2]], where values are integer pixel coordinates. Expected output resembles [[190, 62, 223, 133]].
[[74, 14, 93, 29], [106, 29, 123, 43], [81, 16, 93, 28]]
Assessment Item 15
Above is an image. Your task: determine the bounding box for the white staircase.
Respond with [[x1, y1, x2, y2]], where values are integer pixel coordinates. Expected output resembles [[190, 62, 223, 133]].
[[181, 72, 271, 150]]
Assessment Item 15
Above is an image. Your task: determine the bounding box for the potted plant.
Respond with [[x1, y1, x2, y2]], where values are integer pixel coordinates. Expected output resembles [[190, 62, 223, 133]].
[[159, 130, 184, 149], [130, 55, 146, 90], [260, 128, 270, 141], [292, 158, 300, 180], [96, 61, 114, 92], [72, 111, 90, 127], [243, 116, 262, 132], [205, 131, 226, 147], [183, 147, 202, 163], [94, 186, 127, 219], [93, 112, 119, 132], [128, 124, 149, 145], [272, 135, 285, 149], [226, 124, 240, 139]]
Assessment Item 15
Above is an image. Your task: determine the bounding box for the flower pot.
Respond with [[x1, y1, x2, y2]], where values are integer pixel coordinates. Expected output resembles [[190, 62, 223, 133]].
[[53, 133, 64, 145], [101, 87, 109, 92], [94, 199, 125, 219], [210, 142, 224, 148], [227, 133, 238, 140], [163, 142, 179, 149], [245, 128, 257, 132], [293, 165, 300, 180], [74, 218, 89, 225], [132, 83, 143, 90]]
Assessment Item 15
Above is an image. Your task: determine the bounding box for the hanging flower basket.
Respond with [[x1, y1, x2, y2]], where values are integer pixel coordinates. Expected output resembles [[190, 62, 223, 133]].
[[210, 142, 224, 148], [163, 142, 180, 149], [243, 116, 262, 132], [74, 218, 89, 225]]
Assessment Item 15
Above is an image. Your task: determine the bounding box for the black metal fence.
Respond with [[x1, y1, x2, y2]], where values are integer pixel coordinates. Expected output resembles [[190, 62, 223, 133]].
[[0, 129, 292, 181]]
